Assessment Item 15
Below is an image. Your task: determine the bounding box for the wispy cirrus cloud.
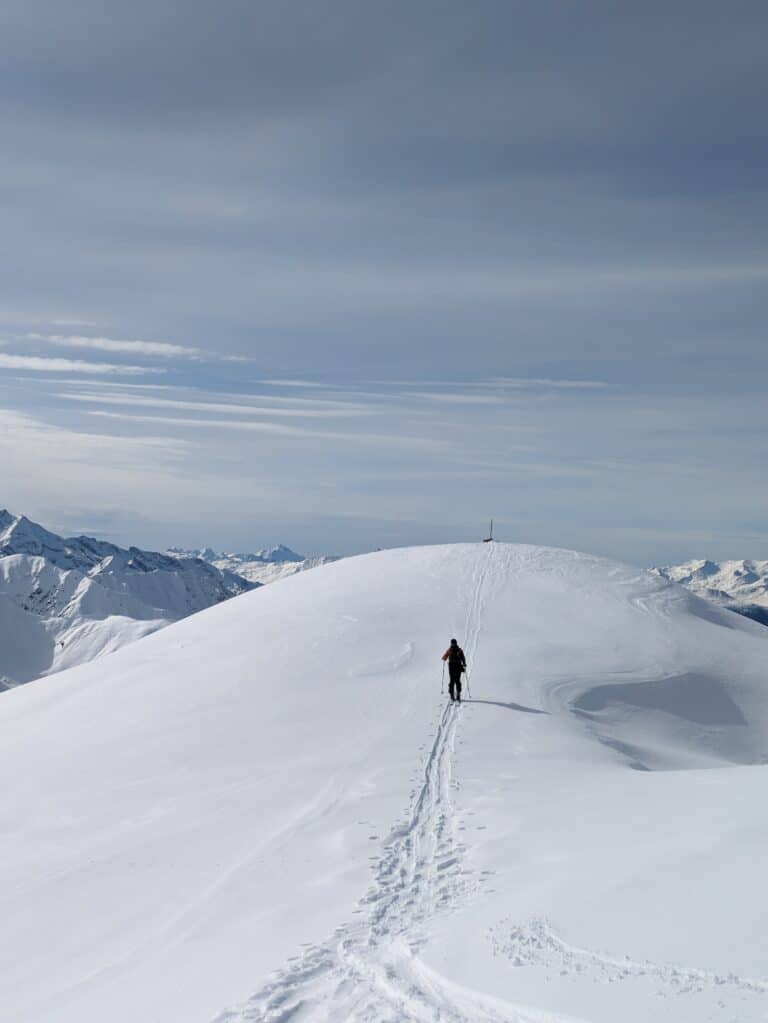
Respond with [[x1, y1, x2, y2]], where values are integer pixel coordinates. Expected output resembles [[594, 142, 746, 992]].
[[487, 378, 609, 390], [259, 379, 328, 388], [0, 407, 192, 526], [207, 391, 381, 410], [394, 377, 609, 392], [60, 392, 374, 418], [28, 333, 201, 358], [33, 379, 176, 390], [0, 353, 160, 375], [87, 410, 445, 449], [0, 407, 187, 464], [406, 392, 506, 405], [49, 319, 104, 328]]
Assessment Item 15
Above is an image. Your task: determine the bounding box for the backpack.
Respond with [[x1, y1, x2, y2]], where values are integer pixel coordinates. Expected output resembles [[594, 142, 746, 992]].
[[448, 645, 465, 670]]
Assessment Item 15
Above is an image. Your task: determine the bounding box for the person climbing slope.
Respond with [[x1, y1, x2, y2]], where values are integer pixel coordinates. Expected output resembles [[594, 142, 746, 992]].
[[441, 638, 467, 702]]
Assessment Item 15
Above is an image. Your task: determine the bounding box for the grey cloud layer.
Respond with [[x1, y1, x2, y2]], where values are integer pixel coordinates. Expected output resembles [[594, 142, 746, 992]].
[[0, 2, 766, 557]]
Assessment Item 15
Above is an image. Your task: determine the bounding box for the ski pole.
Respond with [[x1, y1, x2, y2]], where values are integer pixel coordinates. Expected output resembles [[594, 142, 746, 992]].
[[441, 662, 445, 694], [465, 669, 472, 699]]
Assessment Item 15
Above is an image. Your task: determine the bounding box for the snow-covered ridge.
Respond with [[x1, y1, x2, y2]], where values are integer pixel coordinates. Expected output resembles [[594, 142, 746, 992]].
[[168, 543, 338, 586], [654, 558, 768, 626], [1, 543, 767, 1023], [0, 509, 255, 687]]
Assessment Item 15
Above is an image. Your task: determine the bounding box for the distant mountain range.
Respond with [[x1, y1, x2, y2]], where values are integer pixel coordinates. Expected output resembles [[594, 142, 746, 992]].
[[654, 559, 768, 626], [0, 509, 339, 689], [168, 545, 338, 586], [0, 510, 256, 688]]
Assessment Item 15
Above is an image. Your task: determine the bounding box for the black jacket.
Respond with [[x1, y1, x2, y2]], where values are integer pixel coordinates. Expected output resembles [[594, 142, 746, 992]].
[[443, 644, 466, 674]]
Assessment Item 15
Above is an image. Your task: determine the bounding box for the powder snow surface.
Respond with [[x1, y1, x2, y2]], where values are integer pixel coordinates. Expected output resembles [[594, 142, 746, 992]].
[[0, 543, 766, 1023]]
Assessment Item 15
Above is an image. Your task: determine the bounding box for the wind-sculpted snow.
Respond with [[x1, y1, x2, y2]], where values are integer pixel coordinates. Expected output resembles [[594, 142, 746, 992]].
[[0, 509, 254, 686], [0, 543, 766, 1023]]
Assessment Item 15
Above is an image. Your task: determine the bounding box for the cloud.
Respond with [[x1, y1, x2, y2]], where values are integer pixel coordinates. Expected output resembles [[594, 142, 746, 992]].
[[0, 407, 196, 529], [0, 407, 187, 464], [60, 392, 374, 418], [218, 391, 381, 410], [406, 392, 505, 405], [401, 378, 609, 400], [29, 333, 201, 358], [49, 319, 104, 328], [381, 377, 609, 392], [34, 379, 177, 390], [487, 378, 609, 390], [0, 354, 160, 375], [87, 410, 444, 449], [259, 379, 328, 388]]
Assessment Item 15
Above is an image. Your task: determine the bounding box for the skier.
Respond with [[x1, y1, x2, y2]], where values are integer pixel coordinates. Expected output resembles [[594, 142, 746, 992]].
[[441, 638, 467, 702]]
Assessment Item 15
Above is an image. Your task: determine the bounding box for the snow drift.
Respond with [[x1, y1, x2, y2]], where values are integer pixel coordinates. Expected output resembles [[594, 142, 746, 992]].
[[0, 543, 766, 1023]]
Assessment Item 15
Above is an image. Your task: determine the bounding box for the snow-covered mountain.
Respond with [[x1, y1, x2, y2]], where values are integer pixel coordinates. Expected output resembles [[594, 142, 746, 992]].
[[655, 558, 768, 626], [0, 509, 255, 687], [1, 542, 766, 1023], [169, 542, 338, 586]]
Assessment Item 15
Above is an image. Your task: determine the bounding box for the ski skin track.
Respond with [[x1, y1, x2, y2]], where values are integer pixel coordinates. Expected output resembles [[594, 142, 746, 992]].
[[213, 545, 579, 1023]]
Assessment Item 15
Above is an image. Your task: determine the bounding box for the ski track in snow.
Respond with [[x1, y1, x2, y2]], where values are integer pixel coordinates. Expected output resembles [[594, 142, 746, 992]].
[[490, 917, 768, 999], [213, 547, 566, 1023]]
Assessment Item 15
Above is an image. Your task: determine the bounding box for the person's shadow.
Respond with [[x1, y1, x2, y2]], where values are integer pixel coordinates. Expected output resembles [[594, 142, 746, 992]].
[[467, 698, 549, 715]]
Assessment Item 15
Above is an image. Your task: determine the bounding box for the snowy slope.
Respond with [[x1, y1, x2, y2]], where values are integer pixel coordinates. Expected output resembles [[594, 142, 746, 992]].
[[0, 510, 254, 685], [169, 543, 338, 585], [655, 558, 768, 626], [0, 543, 767, 1023]]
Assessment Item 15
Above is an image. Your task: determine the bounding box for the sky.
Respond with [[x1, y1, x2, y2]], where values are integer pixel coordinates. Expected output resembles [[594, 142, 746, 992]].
[[1, 0, 766, 563]]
